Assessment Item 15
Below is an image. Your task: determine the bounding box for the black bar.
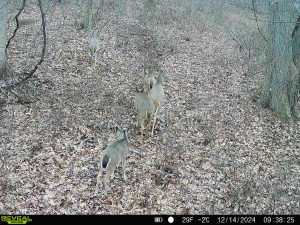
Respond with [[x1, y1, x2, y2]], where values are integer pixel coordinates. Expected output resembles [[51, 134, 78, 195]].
[[0, 215, 299, 225]]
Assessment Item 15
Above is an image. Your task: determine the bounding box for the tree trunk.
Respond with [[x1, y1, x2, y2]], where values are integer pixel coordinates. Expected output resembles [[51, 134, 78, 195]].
[[292, 15, 300, 119], [0, 0, 7, 79], [144, 0, 156, 21], [84, 0, 93, 30], [73, 0, 80, 28], [259, 0, 299, 120]]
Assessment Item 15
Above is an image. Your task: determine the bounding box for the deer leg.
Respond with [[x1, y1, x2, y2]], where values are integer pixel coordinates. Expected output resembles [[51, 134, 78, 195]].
[[122, 160, 127, 181], [103, 173, 109, 192], [151, 106, 159, 136], [140, 120, 145, 135], [93, 50, 98, 68], [136, 115, 139, 127], [147, 113, 152, 129], [94, 169, 102, 194]]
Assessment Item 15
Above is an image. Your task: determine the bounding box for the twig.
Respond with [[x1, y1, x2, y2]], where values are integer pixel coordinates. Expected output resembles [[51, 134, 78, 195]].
[[226, 29, 251, 60]]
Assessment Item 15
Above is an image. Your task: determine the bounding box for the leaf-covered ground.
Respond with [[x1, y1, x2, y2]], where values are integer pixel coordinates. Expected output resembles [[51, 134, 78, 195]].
[[0, 0, 299, 214]]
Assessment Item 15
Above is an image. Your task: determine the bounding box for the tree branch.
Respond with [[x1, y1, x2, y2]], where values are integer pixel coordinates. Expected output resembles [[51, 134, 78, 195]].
[[251, 0, 267, 42], [5, 0, 27, 56], [7, 0, 46, 89]]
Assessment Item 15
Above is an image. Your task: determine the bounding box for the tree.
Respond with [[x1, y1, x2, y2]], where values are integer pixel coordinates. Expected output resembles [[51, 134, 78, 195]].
[[73, 0, 93, 30], [259, 0, 300, 120], [84, 0, 93, 30], [144, 0, 156, 21]]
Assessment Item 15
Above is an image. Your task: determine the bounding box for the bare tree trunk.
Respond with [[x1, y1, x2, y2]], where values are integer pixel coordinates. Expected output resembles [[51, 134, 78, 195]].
[[292, 15, 300, 118], [0, 0, 7, 79], [144, 0, 156, 21], [259, 0, 299, 120], [73, 0, 80, 27], [84, 0, 93, 30]]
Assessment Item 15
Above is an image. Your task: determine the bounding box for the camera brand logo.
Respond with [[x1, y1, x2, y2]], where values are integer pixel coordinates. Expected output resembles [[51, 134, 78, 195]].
[[1, 216, 32, 224]]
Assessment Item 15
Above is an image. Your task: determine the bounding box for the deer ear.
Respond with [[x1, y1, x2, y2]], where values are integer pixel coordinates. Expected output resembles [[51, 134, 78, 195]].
[[144, 67, 149, 75]]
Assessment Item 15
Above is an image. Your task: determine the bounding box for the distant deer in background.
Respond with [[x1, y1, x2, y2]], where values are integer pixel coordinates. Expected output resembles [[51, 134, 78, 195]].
[[87, 30, 100, 66]]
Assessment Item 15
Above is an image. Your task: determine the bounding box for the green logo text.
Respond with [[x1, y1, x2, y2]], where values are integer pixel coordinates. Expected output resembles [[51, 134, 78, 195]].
[[1, 216, 32, 224]]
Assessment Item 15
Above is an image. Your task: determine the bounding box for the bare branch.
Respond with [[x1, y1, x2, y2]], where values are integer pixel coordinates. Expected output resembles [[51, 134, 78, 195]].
[[5, 0, 27, 56], [226, 29, 251, 60], [252, 0, 267, 42], [292, 16, 300, 37], [7, 0, 46, 89]]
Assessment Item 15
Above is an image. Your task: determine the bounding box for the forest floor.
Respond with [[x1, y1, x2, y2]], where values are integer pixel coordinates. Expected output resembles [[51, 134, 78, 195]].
[[0, 0, 299, 214]]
